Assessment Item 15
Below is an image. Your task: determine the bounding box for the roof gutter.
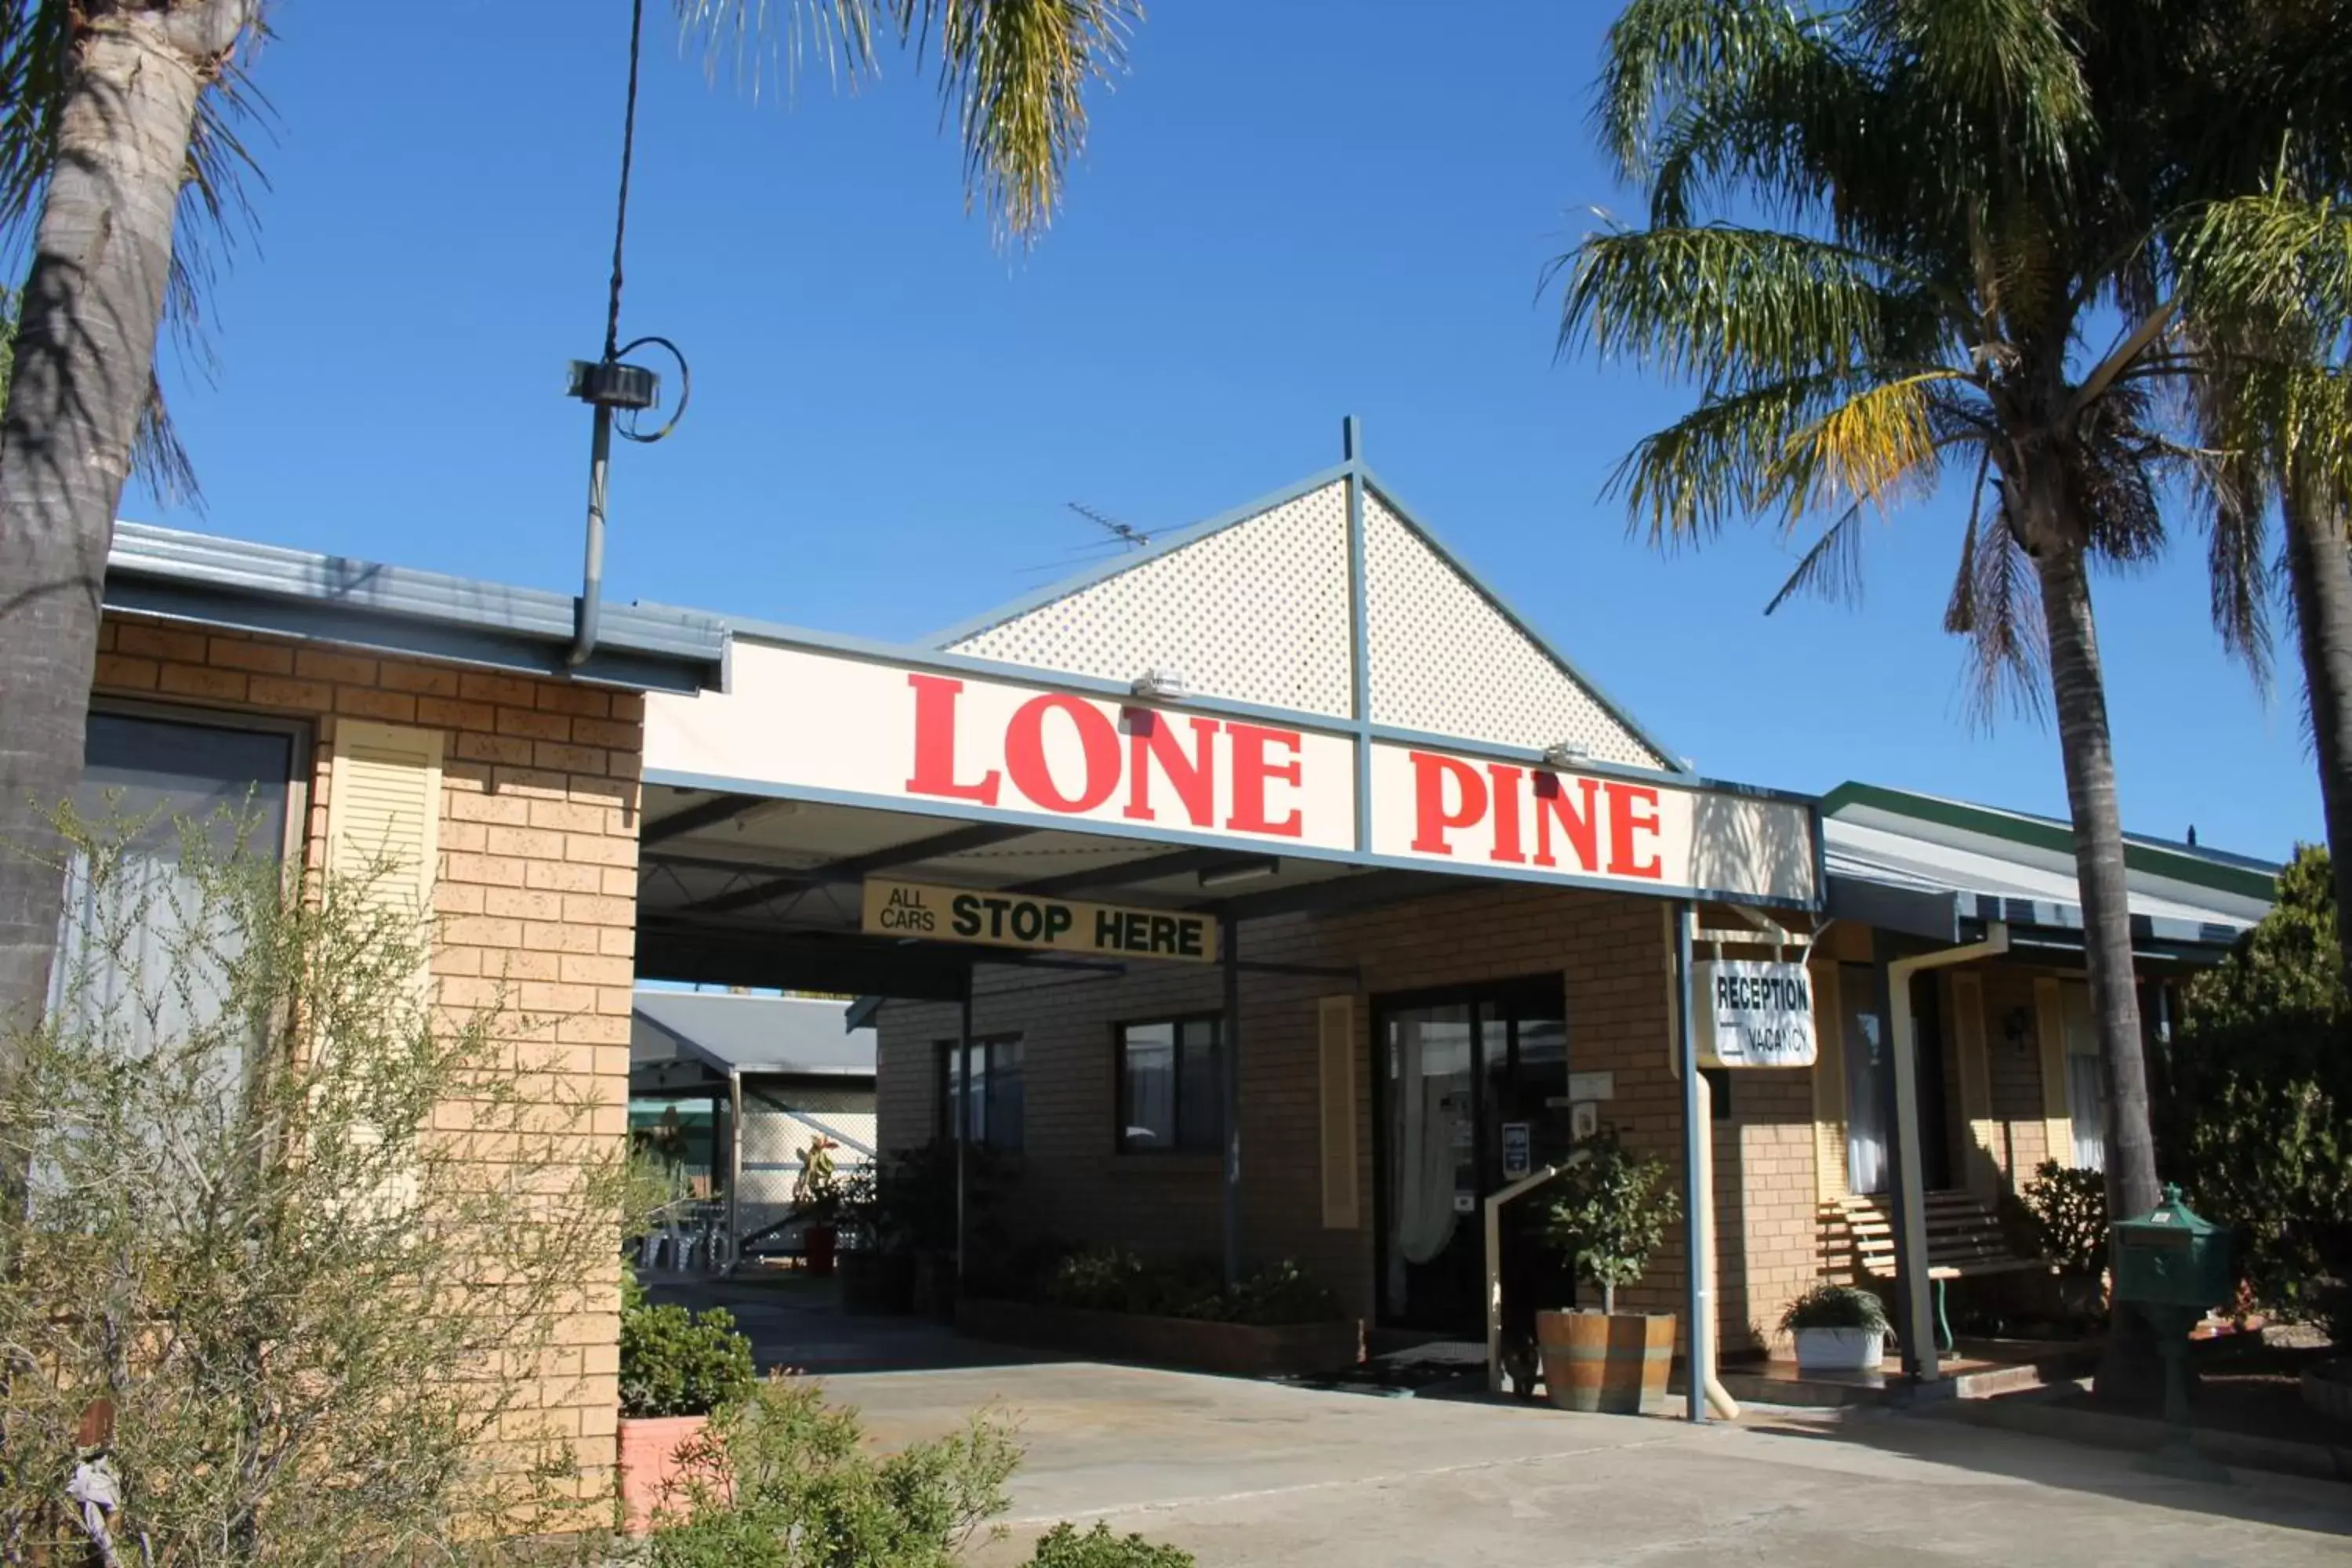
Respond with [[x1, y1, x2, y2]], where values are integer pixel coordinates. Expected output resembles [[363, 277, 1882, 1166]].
[[1886, 921, 2009, 1385]]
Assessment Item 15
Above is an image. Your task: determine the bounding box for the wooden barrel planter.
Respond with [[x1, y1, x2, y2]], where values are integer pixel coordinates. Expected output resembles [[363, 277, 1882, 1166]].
[[1536, 1308, 1675, 1414]]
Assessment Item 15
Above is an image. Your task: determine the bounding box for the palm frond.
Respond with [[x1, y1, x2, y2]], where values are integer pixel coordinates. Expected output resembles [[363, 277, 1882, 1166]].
[[1552, 223, 1929, 387], [1763, 502, 1868, 613], [1593, 0, 1828, 184], [1606, 370, 1857, 545], [677, 0, 1137, 244], [1776, 371, 1965, 521], [1859, 0, 2092, 184], [1943, 467, 2047, 726]]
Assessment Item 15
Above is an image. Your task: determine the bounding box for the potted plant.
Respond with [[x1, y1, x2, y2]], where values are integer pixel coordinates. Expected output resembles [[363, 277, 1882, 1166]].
[[835, 1166, 917, 1314], [793, 1136, 842, 1277], [1535, 1128, 1682, 1414], [1780, 1284, 1892, 1373], [615, 1292, 756, 1534]]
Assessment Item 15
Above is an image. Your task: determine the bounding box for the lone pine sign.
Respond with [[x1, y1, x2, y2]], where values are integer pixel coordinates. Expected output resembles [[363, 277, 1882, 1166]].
[[644, 640, 1817, 907]]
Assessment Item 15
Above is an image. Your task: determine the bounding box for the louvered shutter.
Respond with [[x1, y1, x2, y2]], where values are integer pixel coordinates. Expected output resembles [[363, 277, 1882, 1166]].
[[324, 719, 442, 919]]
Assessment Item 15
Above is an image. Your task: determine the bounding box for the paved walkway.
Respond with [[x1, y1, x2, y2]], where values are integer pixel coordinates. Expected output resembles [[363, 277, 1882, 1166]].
[[655, 1277, 2352, 1565]]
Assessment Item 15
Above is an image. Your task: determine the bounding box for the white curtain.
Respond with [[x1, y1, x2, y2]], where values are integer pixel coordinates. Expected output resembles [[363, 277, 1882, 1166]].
[[1388, 1012, 1470, 1269], [1845, 1005, 1889, 1196]]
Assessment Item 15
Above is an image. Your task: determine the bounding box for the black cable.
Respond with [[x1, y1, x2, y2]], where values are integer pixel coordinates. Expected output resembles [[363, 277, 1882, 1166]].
[[604, 0, 646, 363]]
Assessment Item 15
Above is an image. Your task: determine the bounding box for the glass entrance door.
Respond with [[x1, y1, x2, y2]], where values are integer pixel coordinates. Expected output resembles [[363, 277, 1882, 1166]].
[[1377, 980, 1569, 1331]]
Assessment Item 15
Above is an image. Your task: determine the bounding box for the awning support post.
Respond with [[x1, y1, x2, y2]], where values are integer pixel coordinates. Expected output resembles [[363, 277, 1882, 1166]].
[[956, 976, 972, 1294], [725, 1067, 743, 1276], [1886, 922, 2009, 1384], [1675, 900, 1708, 1424], [1221, 911, 1243, 1290]]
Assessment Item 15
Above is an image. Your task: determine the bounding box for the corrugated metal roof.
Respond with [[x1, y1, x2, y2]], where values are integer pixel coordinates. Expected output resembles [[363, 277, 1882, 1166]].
[[1823, 785, 2278, 949], [631, 991, 877, 1078], [106, 522, 728, 695]]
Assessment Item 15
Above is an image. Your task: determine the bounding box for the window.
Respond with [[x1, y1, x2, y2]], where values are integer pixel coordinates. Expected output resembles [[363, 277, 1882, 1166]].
[[2061, 982, 2107, 1171], [938, 1036, 1024, 1152], [1117, 1017, 1224, 1154], [49, 708, 300, 1051]]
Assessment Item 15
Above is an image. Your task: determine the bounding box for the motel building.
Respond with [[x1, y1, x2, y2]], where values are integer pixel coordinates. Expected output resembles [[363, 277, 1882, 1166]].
[[77, 430, 2275, 1471]]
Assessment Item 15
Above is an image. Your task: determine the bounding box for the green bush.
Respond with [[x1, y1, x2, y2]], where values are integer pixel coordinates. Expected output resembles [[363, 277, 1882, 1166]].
[[1780, 1285, 1889, 1334], [2163, 846, 2352, 1333], [645, 1377, 1018, 1568], [1028, 1520, 1196, 1567], [1541, 1128, 1681, 1315], [1039, 1248, 1343, 1325], [619, 1302, 757, 1418], [2020, 1162, 2109, 1278]]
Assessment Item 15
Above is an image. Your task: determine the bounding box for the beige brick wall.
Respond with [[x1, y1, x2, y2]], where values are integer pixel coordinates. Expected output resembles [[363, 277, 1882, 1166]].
[[94, 613, 641, 1503], [877, 883, 1823, 1356]]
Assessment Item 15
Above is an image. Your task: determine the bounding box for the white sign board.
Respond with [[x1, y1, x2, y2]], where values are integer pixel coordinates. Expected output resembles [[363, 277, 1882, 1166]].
[[642, 638, 1819, 906], [1694, 960, 1817, 1069]]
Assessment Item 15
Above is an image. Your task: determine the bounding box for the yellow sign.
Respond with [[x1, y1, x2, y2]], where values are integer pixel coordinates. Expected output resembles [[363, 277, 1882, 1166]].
[[860, 879, 1219, 964]]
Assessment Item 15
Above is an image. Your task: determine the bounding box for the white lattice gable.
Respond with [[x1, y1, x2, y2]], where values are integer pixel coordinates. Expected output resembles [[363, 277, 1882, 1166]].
[[1362, 488, 1669, 769], [935, 469, 1675, 771], [943, 480, 1356, 717]]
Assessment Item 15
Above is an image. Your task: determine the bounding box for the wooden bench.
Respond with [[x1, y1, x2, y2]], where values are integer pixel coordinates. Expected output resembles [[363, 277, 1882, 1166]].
[[1820, 1191, 2053, 1350]]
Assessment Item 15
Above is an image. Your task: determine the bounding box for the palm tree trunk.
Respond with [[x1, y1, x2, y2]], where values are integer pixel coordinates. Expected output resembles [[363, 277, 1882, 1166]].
[[2281, 474, 2352, 981], [0, 4, 243, 1031], [2032, 545, 2161, 1224]]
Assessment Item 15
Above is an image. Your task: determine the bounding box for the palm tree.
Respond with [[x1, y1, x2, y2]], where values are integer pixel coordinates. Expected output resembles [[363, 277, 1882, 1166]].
[[2167, 4, 2352, 982], [0, 0, 1138, 1029], [1554, 0, 2233, 1226]]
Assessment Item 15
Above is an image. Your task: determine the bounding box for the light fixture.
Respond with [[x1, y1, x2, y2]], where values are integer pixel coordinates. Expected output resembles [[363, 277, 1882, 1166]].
[[1198, 857, 1279, 889], [1131, 667, 1187, 700], [1542, 742, 1592, 770]]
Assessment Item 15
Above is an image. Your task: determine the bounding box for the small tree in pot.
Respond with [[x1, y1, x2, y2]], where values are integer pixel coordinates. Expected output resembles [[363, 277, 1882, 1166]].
[[1537, 1128, 1682, 1414]]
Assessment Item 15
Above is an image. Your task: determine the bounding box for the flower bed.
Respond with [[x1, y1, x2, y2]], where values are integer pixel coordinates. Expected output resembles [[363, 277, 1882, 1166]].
[[959, 1249, 1363, 1377], [956, 1297, 1363, 1378]]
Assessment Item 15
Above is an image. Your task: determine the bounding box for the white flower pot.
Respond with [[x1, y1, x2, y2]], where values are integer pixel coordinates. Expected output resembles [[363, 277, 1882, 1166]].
[[1793, 1326, 1885, 1373]]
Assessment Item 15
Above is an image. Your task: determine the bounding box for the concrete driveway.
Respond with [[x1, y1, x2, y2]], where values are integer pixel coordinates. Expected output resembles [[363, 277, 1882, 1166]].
[[652, 1279, 2350, 1566], [826, 1360, 2351, 1567]]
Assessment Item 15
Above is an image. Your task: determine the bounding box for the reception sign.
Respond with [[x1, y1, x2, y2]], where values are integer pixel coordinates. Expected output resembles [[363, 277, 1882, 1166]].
[[1693, 960, 1819, 1068]]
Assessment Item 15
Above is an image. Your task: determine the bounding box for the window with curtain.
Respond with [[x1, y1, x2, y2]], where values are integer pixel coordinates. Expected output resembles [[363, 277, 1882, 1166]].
[[1117, 1018, 1223, 1153], [48, 710, 297, 1063], [938, 1036, 1024, 1152], [2061, 982, 2107, 1171]]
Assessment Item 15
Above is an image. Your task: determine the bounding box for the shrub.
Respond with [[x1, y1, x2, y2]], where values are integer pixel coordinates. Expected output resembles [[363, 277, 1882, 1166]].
[[1780, 1285, 1889, 1334], [620, 1301, 758, 1418], [1541, 1128, 1681, 1314], [1039, 1249, 1343, 1325], [0, 815, 626, 1559], [1028, 1520, 1196, 1567], [646, 1377, 1018, 1568], [2162, 846, 2352, 1329], [2020, 1162, 2109, 1278]]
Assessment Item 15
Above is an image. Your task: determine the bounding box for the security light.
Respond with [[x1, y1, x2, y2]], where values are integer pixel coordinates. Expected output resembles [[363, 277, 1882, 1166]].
[[1131, 668, 1188, 700], [1543, 742, 1592, 769]]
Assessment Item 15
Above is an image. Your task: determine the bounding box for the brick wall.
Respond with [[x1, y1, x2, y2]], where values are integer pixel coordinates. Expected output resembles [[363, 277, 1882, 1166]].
[[877, 883, 1821, 1356], [93, 613, 641, 1504]]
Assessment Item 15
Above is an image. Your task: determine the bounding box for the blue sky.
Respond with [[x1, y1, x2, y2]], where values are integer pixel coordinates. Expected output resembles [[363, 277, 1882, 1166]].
[[140, 0, 2314, 859]]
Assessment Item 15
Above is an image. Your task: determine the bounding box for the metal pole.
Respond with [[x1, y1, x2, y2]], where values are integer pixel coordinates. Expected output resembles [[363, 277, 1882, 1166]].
[[1221, 912, 1242, 1290], [956, 980, 972, 1294], [567, 404, 611, 667], [725, 1069, 743, 1277], [1674, 901, 1708, 1424]]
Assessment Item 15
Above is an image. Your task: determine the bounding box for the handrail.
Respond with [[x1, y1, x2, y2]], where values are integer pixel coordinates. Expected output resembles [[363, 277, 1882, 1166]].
[[1482, 1160, 1577, 1394]]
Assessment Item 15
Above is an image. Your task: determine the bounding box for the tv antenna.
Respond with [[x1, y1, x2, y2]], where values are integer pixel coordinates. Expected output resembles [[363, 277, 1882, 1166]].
[[564, 0, 691, 669], [1017, 503, 1155, 579]]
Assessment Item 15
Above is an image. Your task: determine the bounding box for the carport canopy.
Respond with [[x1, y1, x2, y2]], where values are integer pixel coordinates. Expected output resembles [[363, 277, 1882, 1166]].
[[633, 436, 1820, 998]]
